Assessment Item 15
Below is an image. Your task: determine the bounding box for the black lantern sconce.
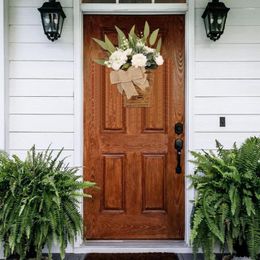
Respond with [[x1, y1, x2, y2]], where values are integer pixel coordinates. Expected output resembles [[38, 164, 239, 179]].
[[38, 0, 66, 42], [202, 0, 230, 41]]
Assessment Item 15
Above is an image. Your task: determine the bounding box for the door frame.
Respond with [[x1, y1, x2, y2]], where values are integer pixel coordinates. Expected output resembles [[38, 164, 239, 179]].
[[73, 0, 195, 249]]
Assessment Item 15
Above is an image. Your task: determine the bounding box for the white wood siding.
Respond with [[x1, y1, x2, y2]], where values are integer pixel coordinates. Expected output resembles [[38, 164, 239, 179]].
[[8, 0, 74, 161], [0, 1, 6, 151], [195, 0, 260, 150], [7, 0, 260, 163]]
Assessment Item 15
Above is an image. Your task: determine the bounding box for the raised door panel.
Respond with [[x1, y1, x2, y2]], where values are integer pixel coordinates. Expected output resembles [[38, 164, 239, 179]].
[[102, 154, 126, 211], [102, 67, 126, 132], [142, 64, 167, 132], [142, 154, 166, 212]]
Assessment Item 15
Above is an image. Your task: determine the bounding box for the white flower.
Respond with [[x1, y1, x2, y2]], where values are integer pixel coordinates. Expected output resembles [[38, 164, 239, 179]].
[[144, 46, 155, 54], [131, 53, 147, 68], [155, 54, 164, 66], [124, 48, 132, 56], [108, 49, 128, 71]]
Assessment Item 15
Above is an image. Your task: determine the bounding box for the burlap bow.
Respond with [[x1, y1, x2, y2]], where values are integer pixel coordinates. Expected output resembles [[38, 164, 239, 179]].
[[110, 67, 149, 99]]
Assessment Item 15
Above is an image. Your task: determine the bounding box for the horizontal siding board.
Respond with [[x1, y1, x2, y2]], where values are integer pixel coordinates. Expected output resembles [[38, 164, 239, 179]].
[[9, 133, 73, 149], [196, 44, 260, 62], [9, 43, 73, 61], [7, 1, 75, 156], [9, 79, 74, 97], [9, 25, 73, 43], [195, 0, 260, 8], [10, 115, 74, 132], [196, 8, 260, 26], [194, 97, 260, 115], [9, 61, 73, 79], [196, 62, 260, 79], [9, 7, 73, 26], [193, 133, 260, 150], [195, 80, 260, 97], [9, 0, 73, 8], [196, 25, 260, 44], [9, 97, 73, 114], [194, 115, 260, 132]]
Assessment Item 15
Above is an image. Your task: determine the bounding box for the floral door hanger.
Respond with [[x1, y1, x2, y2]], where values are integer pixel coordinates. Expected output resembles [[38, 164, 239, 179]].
[[93, 22, 164, 107]]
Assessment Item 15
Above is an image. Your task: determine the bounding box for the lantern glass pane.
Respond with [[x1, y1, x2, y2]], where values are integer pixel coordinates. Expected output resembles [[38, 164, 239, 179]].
[[42, 13, 52, 33], [209, 13, 220, 33], [52, 13, 59, 33], [209, 13, 217, 32], [203, 14, 210, 35], [219, 13, 227, 32], [58, 15, 65, 35]]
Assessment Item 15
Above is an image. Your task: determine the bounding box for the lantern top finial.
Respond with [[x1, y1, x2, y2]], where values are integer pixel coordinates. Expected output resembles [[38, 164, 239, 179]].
[[202, 0, 230, 19]]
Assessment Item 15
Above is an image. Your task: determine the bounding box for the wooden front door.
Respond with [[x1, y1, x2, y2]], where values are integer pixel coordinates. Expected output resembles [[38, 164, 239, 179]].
[[84, 15, 185, 240]]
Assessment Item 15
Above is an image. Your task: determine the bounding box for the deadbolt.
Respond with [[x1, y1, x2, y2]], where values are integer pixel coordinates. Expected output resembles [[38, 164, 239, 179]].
[[175, 122, 183, 135]]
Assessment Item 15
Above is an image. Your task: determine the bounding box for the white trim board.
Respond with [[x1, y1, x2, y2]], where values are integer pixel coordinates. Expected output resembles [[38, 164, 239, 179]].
[[0, 0, 8, 152], [81, 3, 188, 14], [73, 0, 84, 249], [74, 241, 192, 254], [0, 1, 5, 151], [74, 0, 195, 251]]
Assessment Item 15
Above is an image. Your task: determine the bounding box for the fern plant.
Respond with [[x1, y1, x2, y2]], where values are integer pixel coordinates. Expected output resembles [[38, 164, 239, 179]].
[[189, 137, 260, 260], [0, 146, 96, 260]]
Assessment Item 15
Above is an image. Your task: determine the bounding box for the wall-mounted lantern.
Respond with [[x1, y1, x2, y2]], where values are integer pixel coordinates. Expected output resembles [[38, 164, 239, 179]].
[[202, 0, 230, 41], [38, 0, 66, 42]]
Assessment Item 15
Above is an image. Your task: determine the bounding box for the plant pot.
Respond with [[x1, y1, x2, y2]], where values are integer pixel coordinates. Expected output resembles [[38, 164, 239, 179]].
[[6, 246, 44, 260], [233, 241, 249, 257], [6, 253, 20, 260]]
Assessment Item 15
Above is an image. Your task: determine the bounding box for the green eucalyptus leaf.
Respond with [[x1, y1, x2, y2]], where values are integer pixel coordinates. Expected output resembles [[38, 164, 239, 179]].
[[104, 35, 116, 53], [121, 63, 131, 70], [156, 37, 162, 52], [93, 59, 106, 66], [143, 21, 150, 40], [128, 33, 136, 48], [115, 26, 126, 47], [92, 38, 109, 52], [129, 25, 136, 38], [149, 28, 159, 46]]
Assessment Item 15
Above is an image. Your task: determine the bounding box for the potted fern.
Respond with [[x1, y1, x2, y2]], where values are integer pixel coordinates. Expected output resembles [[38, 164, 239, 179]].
[[0, 146, 95, 260], [189, 137, 260, 260]]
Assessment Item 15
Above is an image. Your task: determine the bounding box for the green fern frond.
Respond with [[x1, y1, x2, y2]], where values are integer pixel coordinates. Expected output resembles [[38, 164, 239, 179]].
[[0, 146, 95, 259], [189, 137, 260, 259]]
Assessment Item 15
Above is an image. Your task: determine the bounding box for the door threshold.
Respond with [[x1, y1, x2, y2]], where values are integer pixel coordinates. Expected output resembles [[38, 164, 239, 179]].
[[74, 240, 192, 254]]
